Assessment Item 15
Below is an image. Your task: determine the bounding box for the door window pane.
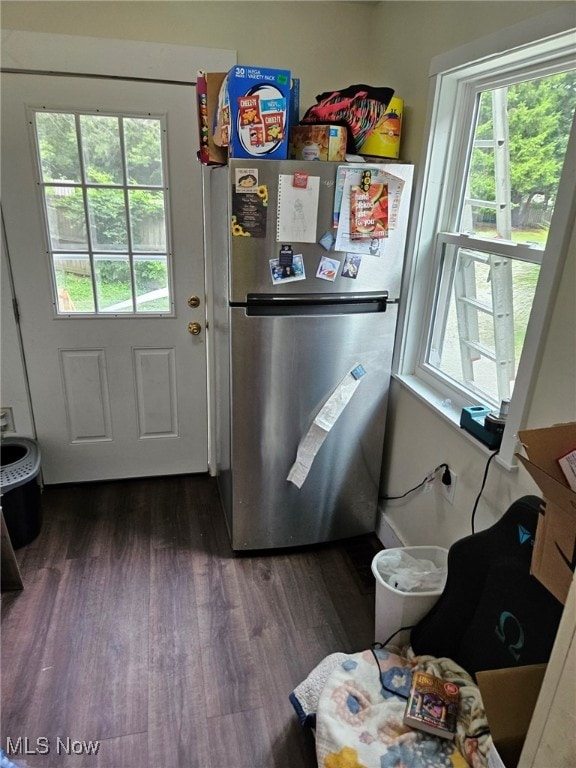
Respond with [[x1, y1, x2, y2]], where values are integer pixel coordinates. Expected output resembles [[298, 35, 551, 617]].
[[44, 186, 88, 250], [54, 254, 95, 313], [129, 189, 166, 252], [94, 255, 133, 312], [124, 117, 163, 186], [35, 112, 81, 183], [135, 255, 169, 312], [87, 188, 128, 251], [80, 115, 123, 184]]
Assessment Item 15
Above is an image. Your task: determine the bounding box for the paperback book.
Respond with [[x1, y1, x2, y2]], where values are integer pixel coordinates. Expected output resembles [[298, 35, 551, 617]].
[[403, 671, 459, 740]]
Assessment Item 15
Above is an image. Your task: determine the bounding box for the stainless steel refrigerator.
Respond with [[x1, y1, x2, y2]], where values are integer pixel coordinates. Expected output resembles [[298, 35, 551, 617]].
[[208, 158, 413, 550]]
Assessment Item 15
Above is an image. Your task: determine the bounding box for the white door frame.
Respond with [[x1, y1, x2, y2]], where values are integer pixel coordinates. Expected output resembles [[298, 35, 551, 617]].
[[1, 30, 235, 83], [1, 30, 236, 476]]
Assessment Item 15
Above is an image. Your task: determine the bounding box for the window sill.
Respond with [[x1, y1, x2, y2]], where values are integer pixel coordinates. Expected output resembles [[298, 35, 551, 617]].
[[392, 373, 519, 472]]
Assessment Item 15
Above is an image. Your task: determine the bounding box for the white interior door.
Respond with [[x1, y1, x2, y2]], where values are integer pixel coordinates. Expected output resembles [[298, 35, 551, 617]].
[[1, 72, 208, 483]]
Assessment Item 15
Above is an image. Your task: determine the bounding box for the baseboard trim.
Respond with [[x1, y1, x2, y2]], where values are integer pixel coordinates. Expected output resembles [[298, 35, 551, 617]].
[[376, 508, 405, 549]]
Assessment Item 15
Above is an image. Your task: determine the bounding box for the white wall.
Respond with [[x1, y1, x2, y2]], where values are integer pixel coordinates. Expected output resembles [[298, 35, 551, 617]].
[[0, 1, 377, 121], [2, 1, 574, 549]]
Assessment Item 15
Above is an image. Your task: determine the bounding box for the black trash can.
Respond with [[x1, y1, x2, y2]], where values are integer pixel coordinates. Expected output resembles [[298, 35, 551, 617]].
[[1, 437, 42, 549]]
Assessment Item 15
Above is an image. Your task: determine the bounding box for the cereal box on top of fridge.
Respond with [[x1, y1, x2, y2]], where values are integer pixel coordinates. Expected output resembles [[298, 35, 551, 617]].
[[214, 65, 291, 160]]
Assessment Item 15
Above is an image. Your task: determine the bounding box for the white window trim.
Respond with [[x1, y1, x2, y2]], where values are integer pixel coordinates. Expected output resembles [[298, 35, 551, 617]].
[[395, 7, 576, 469]]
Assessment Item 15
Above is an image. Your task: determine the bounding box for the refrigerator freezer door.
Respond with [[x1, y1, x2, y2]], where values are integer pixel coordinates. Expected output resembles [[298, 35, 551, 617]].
[[221, 304, 397, 550], [219, 159, 413, 302]]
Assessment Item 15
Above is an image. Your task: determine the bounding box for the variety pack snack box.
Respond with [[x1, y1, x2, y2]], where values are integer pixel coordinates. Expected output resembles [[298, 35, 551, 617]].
[[212, 66, 292, 160]]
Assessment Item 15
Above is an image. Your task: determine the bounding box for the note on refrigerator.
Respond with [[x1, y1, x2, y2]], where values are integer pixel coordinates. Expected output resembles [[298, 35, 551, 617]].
[[276, 174, 320, 243], [287, 364, 366, 488]]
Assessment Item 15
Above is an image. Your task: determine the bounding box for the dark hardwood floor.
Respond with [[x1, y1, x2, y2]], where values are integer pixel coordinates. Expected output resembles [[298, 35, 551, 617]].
[[1, 475, 381, 768]]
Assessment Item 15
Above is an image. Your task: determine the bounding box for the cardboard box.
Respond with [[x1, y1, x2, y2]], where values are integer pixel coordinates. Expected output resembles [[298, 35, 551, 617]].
[[196, 71, 227, 166], [215, 65, 291, 160], [558, 448, 576, 491], [476, 664, 546, 768], [358, 96, 403, 159], [289, 125, 347, 161], [517, 422, 576, 604]]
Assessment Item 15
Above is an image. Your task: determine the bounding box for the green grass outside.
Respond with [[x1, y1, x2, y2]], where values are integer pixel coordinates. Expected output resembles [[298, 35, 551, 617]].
[[57, 271, 169, 312], [476, 225, 548, 245]]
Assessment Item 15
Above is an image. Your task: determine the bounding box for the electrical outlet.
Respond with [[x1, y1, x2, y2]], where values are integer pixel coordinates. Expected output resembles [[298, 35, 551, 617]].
[[423, 469, 436, 494], [0, 406, 15, 433], [441, 470, 457, 504]]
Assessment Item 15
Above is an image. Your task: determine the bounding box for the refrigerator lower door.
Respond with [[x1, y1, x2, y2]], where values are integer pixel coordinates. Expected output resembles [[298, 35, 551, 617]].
[[221, 304, 397, 550]]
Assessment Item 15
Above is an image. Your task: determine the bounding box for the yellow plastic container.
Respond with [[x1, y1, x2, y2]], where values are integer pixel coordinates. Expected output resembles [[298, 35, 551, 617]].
[[359, 96, 403, 159]]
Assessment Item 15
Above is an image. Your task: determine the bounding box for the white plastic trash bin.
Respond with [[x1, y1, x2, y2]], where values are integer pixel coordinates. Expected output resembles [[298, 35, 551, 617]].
[[371, 546, 448, 648]]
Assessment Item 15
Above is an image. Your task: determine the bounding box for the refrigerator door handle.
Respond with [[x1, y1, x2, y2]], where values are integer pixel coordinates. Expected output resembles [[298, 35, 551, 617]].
[[246, 291, 388, 304], [244, 292, 389, 317], [244, 291, 388, 306]]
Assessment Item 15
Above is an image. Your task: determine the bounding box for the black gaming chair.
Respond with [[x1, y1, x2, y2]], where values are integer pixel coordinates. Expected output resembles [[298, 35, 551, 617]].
[[410, 495, 564, 679]]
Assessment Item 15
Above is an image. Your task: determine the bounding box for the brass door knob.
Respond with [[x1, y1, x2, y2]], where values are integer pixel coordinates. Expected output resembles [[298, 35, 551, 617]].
[[187, 295, 201, 308], [187, 321, 202, 336]]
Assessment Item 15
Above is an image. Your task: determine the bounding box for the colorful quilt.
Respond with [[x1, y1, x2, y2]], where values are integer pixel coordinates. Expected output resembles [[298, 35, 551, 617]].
[[290, 647, 492, 768]]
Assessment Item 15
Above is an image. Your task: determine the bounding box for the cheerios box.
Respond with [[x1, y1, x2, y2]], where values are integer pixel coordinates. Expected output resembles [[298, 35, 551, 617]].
[[215, 65, 291, 160]]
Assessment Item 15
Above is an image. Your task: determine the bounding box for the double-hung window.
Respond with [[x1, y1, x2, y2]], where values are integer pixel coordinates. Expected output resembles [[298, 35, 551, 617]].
[[398, 11, 576, 467]]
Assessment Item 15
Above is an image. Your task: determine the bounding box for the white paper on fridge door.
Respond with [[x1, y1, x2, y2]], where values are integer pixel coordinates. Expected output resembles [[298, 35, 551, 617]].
[[285, 423, 326, 489], [276, 174, 320, 243], [287, 364, 365, 489]]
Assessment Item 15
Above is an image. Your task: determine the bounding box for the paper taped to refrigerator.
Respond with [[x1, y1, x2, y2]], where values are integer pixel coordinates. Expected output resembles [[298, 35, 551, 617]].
[[285, 423, 327, 489], [287, 364, 366, 488], [276, 173, 320, 243]]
